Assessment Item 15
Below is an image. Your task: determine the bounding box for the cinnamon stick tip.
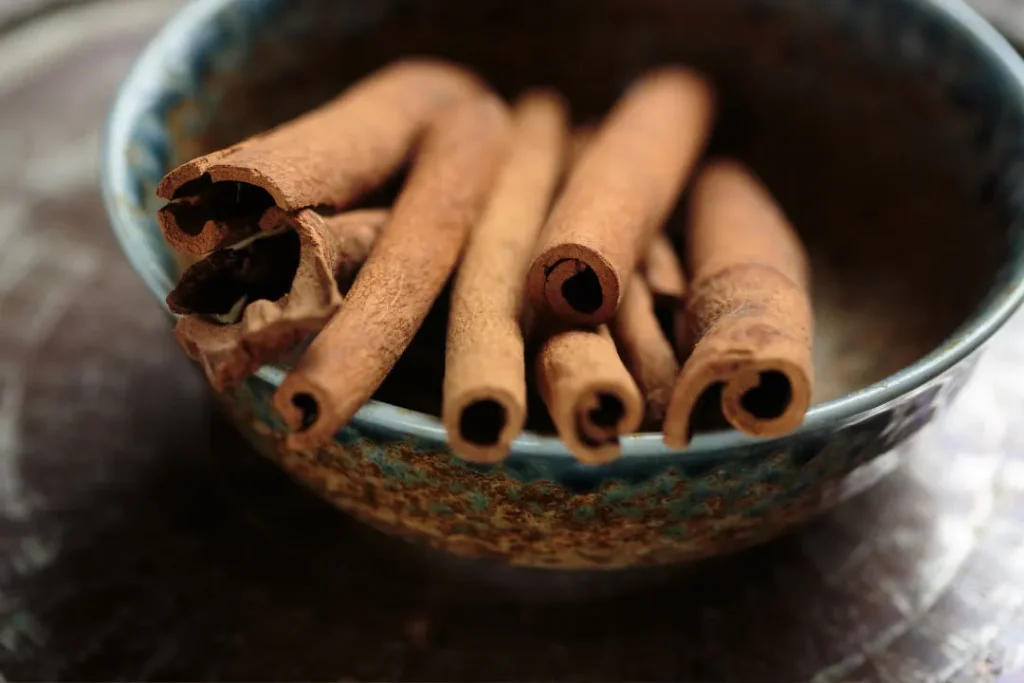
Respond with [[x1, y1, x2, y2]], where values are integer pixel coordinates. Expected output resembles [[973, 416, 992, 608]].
[[444, 389, 525, 464], [156, 172, 279, 255], [156, 204, 218, 255], [567, 383, 643, 465], [273, 375, 336, 450], [155, 167, 192, 200], [527, 246, 620, 326], [663, 360, 811, 449], [721, 362, 812, 436]]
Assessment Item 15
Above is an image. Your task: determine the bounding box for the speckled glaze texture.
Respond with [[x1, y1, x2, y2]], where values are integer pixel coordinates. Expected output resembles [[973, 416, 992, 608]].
[[103, 0, 1024, 567], [220, 366, 973, 568]]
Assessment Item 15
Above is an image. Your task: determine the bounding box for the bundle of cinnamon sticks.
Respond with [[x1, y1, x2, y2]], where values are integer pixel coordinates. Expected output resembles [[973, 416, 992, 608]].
[[157, 58, 814, 465]]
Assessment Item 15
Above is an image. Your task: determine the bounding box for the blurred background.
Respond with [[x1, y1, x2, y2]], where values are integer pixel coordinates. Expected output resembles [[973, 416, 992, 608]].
[[0, 0, 1022, 681]]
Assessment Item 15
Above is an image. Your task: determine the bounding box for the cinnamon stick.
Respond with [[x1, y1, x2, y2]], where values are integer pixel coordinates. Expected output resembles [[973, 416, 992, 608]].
[[442, 91, 570, 463], [526, 67, 714, 326], [156, 59, 483, 254], [643, 233, 687, 311], [273, 95, 513, 449], [169, 208, 388, 391], [664, 158, 813, 448], [535, 325, 643, 465], [568, 125, 595, 166], [571, 125, 688, 323], [641, 232, 687, 347], [608, 276, 680, 428]]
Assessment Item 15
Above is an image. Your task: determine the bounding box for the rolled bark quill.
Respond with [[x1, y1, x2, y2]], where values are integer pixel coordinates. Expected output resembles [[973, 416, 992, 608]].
[[156, 59, 483, 254], [526, 67, 714, 326], [443, 91, 570, 463], [570, 127, 688, 317], [609, 276, 680, 429], [168, 208, 388, 391], [535, 326, 644, 465], [643, 233, 687, 313], [663, 159, 813, 448], [568, 125, 595, 166], [570, 131, 685, 418], [274, 95, 514, 450]]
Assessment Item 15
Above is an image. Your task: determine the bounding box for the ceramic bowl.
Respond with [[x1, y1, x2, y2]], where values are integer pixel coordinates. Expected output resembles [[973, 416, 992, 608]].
[[103, 0, 1024, 569]]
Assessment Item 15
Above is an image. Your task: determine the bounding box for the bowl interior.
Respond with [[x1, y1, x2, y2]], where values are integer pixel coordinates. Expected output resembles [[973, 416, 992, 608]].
[[107, 0, 1024, 442]]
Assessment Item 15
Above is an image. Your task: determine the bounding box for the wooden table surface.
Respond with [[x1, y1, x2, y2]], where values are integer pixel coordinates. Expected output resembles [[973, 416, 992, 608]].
[[0, 1, 1022, 681]]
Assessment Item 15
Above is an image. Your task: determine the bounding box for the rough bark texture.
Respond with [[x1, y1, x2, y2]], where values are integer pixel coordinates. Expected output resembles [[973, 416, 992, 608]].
[[443, 91, 569, 463], [274, 95, 513, 449], [171, 208, 388, 391], [664, 158, 813, 447], [609, 277, 680, 428], [156, 59, 483, 254], [535, 326, 644, 464], [526, 67, 714, 326]]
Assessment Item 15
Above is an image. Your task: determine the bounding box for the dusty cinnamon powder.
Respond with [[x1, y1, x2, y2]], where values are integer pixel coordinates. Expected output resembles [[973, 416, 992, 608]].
[[664, 158, 813, 447]]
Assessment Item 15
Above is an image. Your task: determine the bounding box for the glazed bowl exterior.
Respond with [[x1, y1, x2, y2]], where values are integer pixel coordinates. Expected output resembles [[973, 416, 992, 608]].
[[103, 0, 1024, 568]]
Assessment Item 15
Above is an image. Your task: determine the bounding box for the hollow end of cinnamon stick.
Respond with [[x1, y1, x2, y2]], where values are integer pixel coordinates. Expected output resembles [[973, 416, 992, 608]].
[[526, 247, 620, 327], [722, 362, 809, 435], [272, 94, 515, 449], [663, 157, 813, 448], [444, 388, 526, 464], [569, 380, 643, 465], [166, 225, 301, 320], [274, 374, 339, 450], [536, 327, 644, 465], [169, 208, 388, 391], [527, 67, 714, 329], [155, 59, 486, 255], [158, 175, 278, 255], [663, 356, 812, 448], [578, 385, 629, 442]]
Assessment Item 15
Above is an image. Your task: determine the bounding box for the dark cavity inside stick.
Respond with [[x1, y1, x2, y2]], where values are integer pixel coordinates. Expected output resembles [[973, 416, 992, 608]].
[[578, 392, 625, 447], [739, 370, 793, 420], [687, 382, 730, 442], [560, 264, 603, 315], [459, 399, 507, 447], [291, 393, 320, 431], [167, 230, 301, 320], [165, 175, 275, 237], [590, 392, 625, 429]]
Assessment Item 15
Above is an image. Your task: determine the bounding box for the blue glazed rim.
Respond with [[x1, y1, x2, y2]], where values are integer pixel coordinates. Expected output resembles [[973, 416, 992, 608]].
[[102, 0, 1024, 462]]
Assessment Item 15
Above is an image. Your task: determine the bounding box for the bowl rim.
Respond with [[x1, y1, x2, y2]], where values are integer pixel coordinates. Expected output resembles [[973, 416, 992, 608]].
[[102, 0, 1024, 462]]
